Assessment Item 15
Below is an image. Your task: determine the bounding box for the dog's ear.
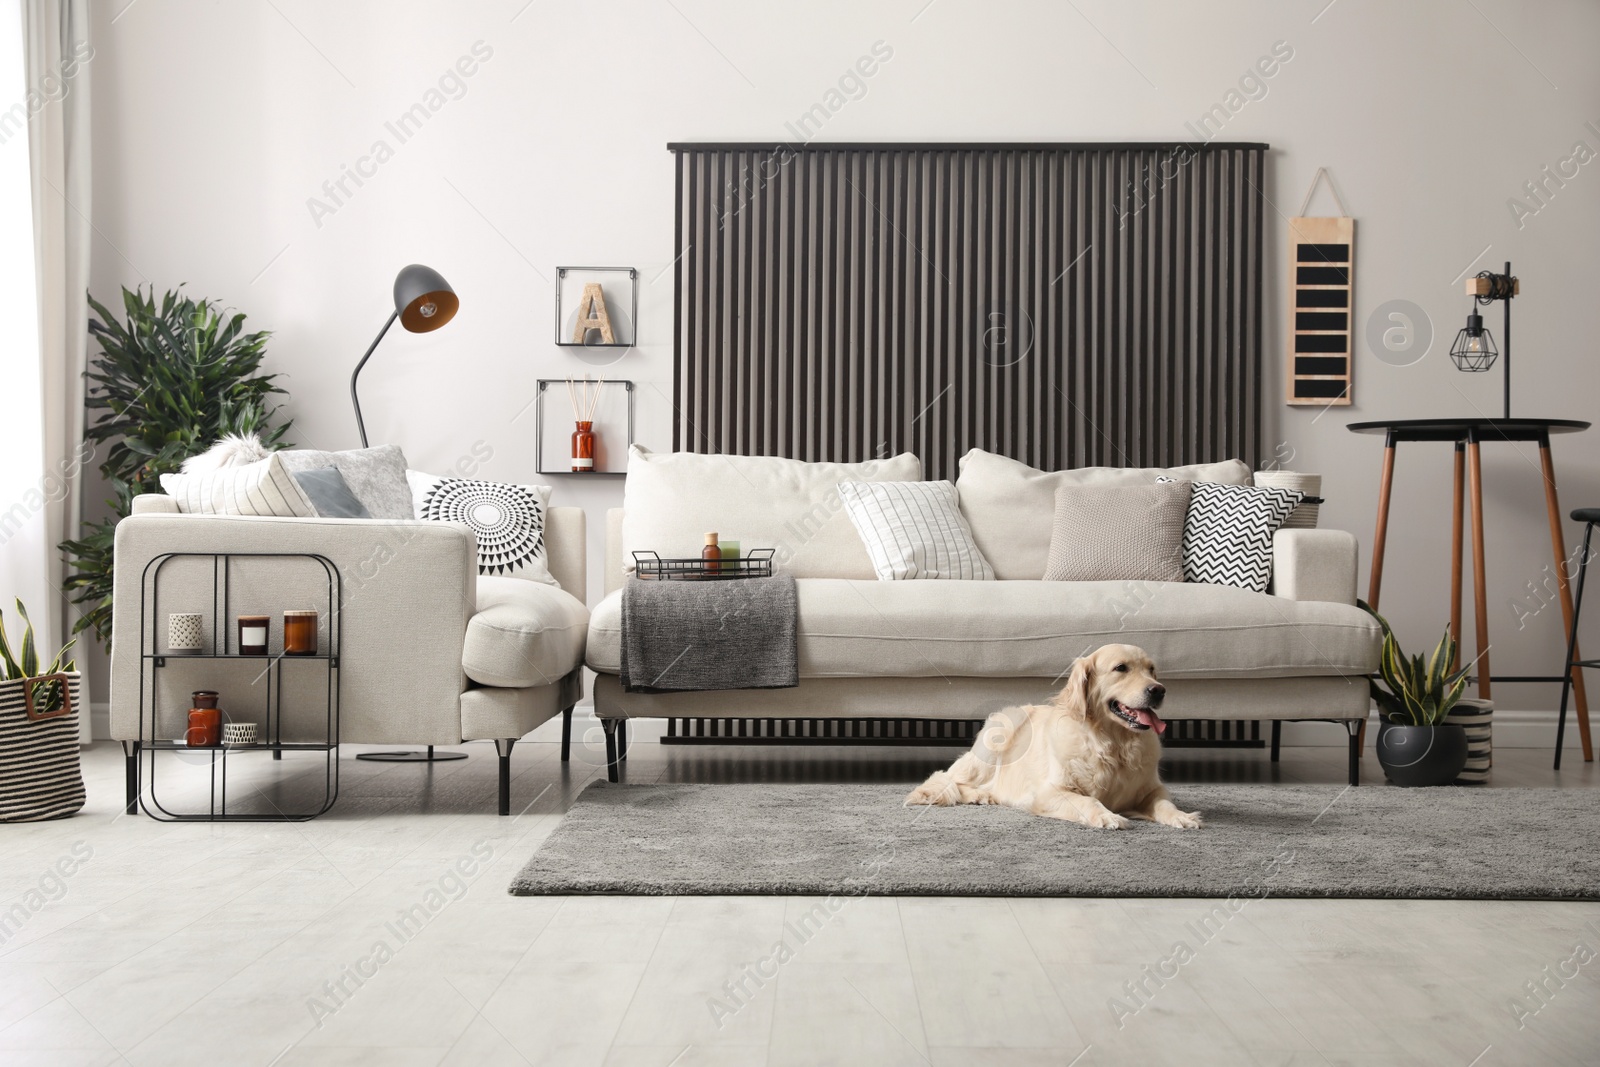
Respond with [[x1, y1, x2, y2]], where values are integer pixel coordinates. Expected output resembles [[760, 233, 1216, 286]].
[[1055, 656, 1093, 719]]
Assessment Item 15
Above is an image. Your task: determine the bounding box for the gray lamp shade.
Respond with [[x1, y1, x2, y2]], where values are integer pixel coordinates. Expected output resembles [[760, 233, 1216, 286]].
[[394, 264, 459, 333]]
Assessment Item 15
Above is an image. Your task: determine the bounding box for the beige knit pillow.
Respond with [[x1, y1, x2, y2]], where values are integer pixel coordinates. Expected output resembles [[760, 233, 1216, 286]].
[[1043, 482, 1191, 582]]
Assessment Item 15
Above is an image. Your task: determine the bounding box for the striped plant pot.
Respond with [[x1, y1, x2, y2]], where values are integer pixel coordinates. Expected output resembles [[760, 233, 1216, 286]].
[[1254, 471, 1321, 529], [1445, 697, 1493, 784], [0, 673, 85, 822]]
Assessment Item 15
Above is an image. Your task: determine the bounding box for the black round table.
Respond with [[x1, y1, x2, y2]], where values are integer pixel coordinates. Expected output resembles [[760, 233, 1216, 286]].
[[1348, 417, 1592, 763]]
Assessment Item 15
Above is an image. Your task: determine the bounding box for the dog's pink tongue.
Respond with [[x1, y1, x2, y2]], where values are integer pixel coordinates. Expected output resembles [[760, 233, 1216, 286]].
[[1136, 708, 1166, 734]]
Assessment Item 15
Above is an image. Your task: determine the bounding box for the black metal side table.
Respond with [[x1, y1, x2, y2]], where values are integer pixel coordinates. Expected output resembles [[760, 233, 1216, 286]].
[[1349, 418, 1592, 763], [128, 552, 342, 821]]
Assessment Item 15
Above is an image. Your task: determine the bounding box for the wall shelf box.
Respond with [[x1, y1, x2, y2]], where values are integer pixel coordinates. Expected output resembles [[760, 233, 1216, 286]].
[[534, 378, 634, 476], [555, 267, 637, 349]]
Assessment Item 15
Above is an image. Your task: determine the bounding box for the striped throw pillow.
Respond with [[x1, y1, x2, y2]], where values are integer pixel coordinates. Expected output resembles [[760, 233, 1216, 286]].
[[838, 481, 995, 580], [159, 452, 315, 517]]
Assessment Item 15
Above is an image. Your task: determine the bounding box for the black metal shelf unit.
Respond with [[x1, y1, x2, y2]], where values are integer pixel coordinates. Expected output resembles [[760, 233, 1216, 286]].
[[132, 552, 341, 822]]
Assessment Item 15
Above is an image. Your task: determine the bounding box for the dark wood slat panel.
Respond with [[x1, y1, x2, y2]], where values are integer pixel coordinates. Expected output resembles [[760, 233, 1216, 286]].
[[671, 144, 1266, 478]]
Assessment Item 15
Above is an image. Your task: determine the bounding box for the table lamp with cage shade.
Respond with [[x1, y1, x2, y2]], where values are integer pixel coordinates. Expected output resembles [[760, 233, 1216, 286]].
[[1450, 262, 1518, 419]]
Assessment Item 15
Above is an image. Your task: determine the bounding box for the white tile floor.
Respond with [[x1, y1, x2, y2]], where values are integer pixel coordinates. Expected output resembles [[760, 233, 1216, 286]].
[[2, 716, 1598, 1066]]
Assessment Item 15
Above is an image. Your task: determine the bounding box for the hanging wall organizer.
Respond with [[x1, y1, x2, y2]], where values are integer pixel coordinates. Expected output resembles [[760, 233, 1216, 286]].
[[1287, 168, 1354, 406]]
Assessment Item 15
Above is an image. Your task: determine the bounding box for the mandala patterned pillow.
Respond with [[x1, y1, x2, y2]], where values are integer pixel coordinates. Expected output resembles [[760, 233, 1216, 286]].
[[406, 471, 557, 586], [1160, 479, 1303, 592]]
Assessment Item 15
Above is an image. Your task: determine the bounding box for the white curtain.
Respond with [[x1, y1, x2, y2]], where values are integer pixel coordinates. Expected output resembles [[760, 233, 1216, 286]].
[[2, 0, 91, 738]]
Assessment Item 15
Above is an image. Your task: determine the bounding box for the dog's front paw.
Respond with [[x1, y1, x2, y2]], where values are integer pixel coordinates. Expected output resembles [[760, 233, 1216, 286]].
[[1084, 806, 1131, 830], [1160, 808, 1203, 829]]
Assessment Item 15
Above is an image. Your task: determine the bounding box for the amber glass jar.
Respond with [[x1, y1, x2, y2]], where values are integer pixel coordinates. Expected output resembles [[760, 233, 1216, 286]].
[[284, 610, 319, 655], [572, 421, 596, 472]]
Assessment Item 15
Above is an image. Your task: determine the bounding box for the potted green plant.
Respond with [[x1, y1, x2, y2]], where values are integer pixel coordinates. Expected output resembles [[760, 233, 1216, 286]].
[[1360, 602, 1471, 786], [59, 287, 292, 647], [0, 600, 85, 821]]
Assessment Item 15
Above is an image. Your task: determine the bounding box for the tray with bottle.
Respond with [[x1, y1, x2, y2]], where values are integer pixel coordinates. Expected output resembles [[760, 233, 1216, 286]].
[[631, 548, 775, 581]]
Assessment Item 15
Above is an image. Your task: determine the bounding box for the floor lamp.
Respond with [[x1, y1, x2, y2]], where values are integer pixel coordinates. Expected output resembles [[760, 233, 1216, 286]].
[[350, 264, 466, 763]]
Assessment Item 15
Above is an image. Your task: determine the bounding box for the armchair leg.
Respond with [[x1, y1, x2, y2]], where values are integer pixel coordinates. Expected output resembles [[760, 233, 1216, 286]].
[[1345, 721, 1361, 787], [602, 719, 620, 783], [560, 707, 573, 762], [617, 719, 628, 762], [121, 740, 140, 815], [1270, 720, 1281, 762], [495, 739, 516, 816]]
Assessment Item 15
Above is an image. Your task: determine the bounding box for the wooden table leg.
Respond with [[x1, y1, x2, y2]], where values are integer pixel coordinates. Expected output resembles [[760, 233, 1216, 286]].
[[1358, 436, 1399, 756], [1368, 436, 1397, 609], [1451, 441, 1464, 672], [1467, 440, 1491, 700], [1539, 439, 1592, 761]]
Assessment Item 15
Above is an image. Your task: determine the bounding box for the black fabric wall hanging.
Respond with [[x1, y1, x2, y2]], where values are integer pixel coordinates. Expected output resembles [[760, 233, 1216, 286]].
[[670, 142, 1268, 480]]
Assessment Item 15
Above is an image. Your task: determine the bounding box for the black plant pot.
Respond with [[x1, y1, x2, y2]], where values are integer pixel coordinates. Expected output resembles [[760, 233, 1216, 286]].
[[1375, 722, 1468, 787]]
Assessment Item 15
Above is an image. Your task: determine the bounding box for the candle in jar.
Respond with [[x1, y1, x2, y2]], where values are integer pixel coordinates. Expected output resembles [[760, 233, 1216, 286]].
[[283, 610, 319, 655], [237, 615, 270, 655]]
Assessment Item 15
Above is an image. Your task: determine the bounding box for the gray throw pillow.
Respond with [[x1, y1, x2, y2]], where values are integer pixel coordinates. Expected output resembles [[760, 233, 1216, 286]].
[[1043, 481, 1191, 582], [275, 445, 411, 519], [291, 466, 371, 519]]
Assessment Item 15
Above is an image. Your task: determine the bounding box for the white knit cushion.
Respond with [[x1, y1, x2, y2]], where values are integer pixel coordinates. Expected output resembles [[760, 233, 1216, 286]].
[[1170, 480, 1303, 592], [408, 471, 558, 586], [1044, 482, 1190, 582], [838, 481, 994, 581], [158, 453, 315, 517]]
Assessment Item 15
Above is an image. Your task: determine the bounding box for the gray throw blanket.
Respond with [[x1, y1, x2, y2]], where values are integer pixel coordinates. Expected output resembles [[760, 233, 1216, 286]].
[[620, 575, 798, 693]]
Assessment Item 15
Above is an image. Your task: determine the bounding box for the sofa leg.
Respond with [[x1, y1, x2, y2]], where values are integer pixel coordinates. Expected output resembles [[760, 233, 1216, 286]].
[[121, 740, 140, 815], [1345, 721, 1361, 787], [602, 720, 620, 783], [1270, 720, 1281, 762], [617, 719, 628, 762], [495, 739, 516, 815], [560, 707, 573, 762]]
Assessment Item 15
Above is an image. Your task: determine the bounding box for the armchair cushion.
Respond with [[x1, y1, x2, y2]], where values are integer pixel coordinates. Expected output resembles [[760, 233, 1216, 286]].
[[463, 576, 589, 688]]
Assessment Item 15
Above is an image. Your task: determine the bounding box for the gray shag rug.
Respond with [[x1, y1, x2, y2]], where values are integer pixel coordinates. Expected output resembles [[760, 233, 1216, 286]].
[[509, 783, 1600, 899]]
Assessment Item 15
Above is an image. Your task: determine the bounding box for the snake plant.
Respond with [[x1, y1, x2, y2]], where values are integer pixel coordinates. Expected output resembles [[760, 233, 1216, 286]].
[[0, 600, 78, 714], [0, 600, 78, 681], [1359, 601, 1470, 726]]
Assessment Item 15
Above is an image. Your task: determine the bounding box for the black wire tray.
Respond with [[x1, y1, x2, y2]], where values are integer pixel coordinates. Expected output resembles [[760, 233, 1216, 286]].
[[633, 549, 775, 581]]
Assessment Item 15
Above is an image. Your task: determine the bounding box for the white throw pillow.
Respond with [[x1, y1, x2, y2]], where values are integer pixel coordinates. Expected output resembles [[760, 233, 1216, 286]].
[[1164, 480, 1303, 592], [839, 481, 994, 581], [953, 448, 1254, 580], [620, 446, 923, 579], [407, 470, 558, 586], [159, 453, 315, 517]]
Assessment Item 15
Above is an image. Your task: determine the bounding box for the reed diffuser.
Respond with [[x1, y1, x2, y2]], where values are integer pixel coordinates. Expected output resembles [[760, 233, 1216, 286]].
[[567, 375, 604, 472]]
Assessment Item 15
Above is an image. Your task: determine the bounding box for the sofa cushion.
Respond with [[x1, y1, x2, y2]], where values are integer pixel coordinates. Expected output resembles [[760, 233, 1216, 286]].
[[1045, 482, 1189, 583], [620, 446, 922, 580], [276, 444, 413, 519], [587, 578, 1381, 681], [409, 471, 559, 587], [955, 449, 1253, 580], [839, 481, 994, 580], [463, 576, 589, 688]]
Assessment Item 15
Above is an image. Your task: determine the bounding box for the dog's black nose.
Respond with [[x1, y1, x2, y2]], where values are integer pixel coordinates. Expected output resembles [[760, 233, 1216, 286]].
[[1146, 684, 1166, 708]]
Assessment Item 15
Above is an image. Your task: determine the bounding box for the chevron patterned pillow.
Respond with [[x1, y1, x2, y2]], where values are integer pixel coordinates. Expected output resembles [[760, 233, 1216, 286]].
[[1166, 480, 1303, 591]]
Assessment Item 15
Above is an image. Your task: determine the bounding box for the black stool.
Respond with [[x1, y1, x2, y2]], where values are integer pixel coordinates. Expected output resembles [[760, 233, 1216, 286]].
[[1556, 507, 1600, 769]]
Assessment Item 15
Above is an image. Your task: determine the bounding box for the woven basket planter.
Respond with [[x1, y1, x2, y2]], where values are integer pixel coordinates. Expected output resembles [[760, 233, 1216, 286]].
[[0, 672, 85, 821], [1444, 697, 1493, 784]]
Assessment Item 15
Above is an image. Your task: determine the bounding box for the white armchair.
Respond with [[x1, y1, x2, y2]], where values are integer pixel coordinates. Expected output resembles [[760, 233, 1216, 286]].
[[110, 496, 588, 815]]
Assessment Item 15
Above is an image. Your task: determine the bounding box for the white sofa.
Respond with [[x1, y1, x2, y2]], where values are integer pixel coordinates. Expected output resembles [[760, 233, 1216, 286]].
[[109, 495, 590, 815], [585, 448, 1383, 784]]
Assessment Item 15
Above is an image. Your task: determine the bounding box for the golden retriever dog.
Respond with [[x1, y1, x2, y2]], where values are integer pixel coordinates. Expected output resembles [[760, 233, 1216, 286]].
[[905, 644, 1201, 829]]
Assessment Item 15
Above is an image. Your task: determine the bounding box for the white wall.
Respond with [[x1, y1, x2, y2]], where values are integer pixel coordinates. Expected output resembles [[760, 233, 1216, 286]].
[[85, 0, 1600, 722]]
